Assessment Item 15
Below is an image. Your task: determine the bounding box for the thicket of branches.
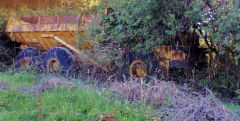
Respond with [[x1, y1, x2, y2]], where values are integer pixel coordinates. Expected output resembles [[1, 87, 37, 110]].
[[88, 0, 240, 98]]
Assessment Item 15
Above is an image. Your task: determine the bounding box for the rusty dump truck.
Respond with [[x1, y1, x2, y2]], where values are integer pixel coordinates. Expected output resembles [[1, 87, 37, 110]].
[[5, 10, 196, 78]]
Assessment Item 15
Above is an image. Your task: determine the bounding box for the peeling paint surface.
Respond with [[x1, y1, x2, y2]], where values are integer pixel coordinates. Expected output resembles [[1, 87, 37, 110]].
[[5, 15, 98, 50]]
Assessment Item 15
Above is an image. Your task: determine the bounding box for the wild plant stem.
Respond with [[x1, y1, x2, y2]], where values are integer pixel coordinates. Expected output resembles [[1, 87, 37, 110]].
[[38, 92, 42, 121]]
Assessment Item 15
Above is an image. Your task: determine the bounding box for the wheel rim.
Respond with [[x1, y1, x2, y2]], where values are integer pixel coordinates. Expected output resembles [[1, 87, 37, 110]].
[[47, 58, 60, 73], [19, 57, 33, 67], [129, 60, 147, 78]]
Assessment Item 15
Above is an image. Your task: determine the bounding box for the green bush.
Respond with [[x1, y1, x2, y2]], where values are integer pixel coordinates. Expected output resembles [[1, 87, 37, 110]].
[[90, 0, 204, 54], [88, 0, 240, 98]]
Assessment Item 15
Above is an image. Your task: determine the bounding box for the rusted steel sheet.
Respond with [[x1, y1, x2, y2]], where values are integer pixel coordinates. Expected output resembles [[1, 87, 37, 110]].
[[153, 45, 188, 69], [5, 14, 99, 32], [5, 14, 98, 50], [8, 31, 79, 51], [0, 0, 60, 10]]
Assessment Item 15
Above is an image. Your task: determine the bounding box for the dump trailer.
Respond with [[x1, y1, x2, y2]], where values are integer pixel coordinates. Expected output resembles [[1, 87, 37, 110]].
[[5, 12, 190, 78], [5, 14, 107, 72]]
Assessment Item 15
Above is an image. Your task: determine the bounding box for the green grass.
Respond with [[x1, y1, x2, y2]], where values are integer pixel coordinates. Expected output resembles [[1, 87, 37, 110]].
[[0, 67, 158, 121], [226, 103, 240, 116], [0, 87, 156, 121], [0, 67, 38, 87]]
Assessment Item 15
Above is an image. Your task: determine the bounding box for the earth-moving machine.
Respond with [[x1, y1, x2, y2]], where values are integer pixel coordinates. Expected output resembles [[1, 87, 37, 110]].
[[5, 10, 193, 78]]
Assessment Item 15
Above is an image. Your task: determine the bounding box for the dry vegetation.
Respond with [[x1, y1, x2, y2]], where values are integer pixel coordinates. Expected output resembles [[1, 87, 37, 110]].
[[112, 80, 240, 120]]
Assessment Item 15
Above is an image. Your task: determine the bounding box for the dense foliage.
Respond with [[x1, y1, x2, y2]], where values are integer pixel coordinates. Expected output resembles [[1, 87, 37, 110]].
[[91, 0, 204, 54], [193, 0, 240, 95], [88, 0, 240, 97]]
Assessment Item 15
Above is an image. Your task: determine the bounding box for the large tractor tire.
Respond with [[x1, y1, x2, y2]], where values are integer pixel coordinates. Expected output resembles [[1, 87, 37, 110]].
[[42, 47, 74, 73], [129, 60, 147, 78], [15, 47, 41, 68]]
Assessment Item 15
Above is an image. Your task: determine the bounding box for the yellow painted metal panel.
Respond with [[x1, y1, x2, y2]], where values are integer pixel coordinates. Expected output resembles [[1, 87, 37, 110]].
[[153, 45, 188, 69], [6, 31, 80, 51]]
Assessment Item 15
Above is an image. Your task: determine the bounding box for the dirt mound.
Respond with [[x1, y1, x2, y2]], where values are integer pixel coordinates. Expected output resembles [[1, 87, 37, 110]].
[[112, 81, 240, 121]]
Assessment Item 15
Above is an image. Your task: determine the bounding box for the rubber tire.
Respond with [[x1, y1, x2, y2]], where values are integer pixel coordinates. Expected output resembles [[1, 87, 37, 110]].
[[15, 47, 41, 68], [42, 47, 74, 73]]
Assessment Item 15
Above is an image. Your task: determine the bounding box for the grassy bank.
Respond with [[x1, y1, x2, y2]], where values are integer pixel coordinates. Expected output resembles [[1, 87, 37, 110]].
[[0, 88, 156, 121], [0, 68, 157, 121], [0, 67, 239, 120]]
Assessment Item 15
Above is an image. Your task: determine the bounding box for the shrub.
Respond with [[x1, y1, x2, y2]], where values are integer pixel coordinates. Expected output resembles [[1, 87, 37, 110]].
[[90, 0, 204, 54], [88, 0, 240, 97]]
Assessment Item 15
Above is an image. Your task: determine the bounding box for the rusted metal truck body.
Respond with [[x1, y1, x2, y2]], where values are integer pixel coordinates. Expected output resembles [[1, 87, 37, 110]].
[[5, 14, 190, 78], [5, 15, 97, 50]]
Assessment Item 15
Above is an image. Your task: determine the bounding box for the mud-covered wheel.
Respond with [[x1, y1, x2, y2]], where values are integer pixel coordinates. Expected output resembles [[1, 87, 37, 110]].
[[129, 60, 147, 78], [42, 47, 74, 73], [15, 47, 41, 68]]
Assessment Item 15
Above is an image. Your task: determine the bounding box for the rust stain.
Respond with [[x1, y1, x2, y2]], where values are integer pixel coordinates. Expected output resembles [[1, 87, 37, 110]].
[[0, 0, 61, 10], [6, 15, 99, 32]]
